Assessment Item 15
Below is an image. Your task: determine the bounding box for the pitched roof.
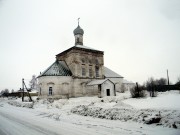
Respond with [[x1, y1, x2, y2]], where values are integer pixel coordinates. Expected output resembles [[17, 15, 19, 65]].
[[38, 60, 72, 77], [75, 45, 101, 51], [56, 45, 103, 57], [104, 67, 123, 78], [87, 79, 114, 86]]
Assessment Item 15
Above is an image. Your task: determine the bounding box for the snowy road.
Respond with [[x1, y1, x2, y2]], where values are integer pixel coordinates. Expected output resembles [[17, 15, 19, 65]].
[[0, 100, 180, 135], [0, 111, 59, 135]]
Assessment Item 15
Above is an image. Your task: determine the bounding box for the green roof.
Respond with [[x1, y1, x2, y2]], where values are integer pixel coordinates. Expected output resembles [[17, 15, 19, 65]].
[[38, 60, 72, 77]]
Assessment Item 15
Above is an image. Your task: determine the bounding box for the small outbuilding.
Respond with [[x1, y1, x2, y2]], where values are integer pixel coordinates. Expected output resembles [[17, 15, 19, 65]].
[[87, 79, 115, 97]]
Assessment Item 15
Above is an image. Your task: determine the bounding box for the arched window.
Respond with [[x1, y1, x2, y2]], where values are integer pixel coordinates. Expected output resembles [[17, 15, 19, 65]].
[[82, 59, 85, 63], [89, 67, 92, 77], [49, 87, 53, 95], [95, 59, 99, 65], [82, 67, 85, 76], [95, 66, 99, 77], [89, 59, 92, 64]]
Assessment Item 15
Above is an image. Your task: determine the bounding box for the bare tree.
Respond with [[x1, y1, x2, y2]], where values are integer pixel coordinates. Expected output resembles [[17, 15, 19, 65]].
[[176, 76, 180, 85], [29, 75, 37, 90], [156, 78, 167, 85], [11, 89, 14, 93], [1, 89, 9, 97], [145, 77, 158, 97], [130, 83, 146, 98]]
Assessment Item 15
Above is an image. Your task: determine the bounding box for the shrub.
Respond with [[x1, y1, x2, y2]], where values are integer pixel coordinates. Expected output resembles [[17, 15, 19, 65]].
[[130, 83, 146, 98]]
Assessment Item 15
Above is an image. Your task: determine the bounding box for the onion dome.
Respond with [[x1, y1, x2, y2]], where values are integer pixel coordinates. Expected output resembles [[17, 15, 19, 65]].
[[73, 25, 84, 35]]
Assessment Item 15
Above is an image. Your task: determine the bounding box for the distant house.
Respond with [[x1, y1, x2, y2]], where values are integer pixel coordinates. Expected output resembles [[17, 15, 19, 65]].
[[7, 89, 38, 97], [123, 79, 135, 91], [37, 23, 133, 98]]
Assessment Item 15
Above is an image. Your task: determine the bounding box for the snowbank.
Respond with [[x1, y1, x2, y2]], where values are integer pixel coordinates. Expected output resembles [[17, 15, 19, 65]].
[[71, 102, 180, 129], [8, 100, 34, 108], [5, 91, 180, 129]]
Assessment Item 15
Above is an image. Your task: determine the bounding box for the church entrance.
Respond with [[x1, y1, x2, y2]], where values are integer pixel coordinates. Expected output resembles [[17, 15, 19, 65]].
[[106, 89, 110, 96]]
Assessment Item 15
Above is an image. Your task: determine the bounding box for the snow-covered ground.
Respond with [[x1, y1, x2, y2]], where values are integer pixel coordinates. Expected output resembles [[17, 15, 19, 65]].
[[123, 90, 180, 110], [0, 91, 180, 135]]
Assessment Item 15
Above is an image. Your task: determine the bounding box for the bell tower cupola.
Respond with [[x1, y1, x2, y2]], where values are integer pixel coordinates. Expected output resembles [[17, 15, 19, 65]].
[[73, 18, 84, 45]]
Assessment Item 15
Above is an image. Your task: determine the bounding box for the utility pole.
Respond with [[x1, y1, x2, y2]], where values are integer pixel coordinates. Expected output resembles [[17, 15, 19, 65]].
[[22, 78, 24, 102], [167, 69, 169, 85], [167, 69, 170, 91]]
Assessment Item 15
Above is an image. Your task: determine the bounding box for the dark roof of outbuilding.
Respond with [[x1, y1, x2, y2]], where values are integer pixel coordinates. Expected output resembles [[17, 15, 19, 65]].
[[38, 60, 72, 77]]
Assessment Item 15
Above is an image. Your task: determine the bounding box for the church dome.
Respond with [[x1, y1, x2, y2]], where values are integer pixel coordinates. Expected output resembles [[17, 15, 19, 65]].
[[73, 25, 84, 35]]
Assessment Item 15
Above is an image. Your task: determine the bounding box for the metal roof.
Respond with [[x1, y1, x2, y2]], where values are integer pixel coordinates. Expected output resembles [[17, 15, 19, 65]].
[[73, 25, 84, 35], [104, 67, 123, 78], [38, 60, 72, 77]]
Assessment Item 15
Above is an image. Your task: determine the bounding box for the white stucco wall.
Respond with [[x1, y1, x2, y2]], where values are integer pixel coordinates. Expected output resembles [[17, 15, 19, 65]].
[[106, 78, 123, 92], [38, 76, 99, 98], [38, 76, 72, 98], [101, 80, 115, 97], [72, 78, 98, 97]]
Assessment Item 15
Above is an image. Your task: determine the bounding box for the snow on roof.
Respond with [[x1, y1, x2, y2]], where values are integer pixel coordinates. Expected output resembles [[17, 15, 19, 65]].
[[104, 67, 123, 78], [123, 79, 135, 84], [75, 44, 101, 51], [87, 79, 114, 86], [38, 60, 72, 77]]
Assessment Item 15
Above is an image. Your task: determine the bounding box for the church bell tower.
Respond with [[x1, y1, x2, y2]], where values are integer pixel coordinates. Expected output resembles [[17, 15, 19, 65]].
[[73, 18, 84, 45]]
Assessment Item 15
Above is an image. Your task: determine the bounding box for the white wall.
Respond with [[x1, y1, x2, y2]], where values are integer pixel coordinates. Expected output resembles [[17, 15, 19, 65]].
[[38, 76, 99, 98], [38, 76, 72, 98], [106, 78, 123, 92], [101, 80, 115, 97]]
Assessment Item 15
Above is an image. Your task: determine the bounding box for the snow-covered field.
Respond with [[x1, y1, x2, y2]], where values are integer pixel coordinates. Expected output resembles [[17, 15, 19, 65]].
[[0, 91, 180, 135]]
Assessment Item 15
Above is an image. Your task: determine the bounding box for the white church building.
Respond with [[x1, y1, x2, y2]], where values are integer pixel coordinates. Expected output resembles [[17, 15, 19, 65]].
[[37, 22, 133, 99]]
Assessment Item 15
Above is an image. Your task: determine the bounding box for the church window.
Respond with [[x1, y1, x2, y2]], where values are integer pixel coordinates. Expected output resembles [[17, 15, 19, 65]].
[[89, 59, 92, 64], [49, 87, 52, 95], [89, 68, 92, 77], [95, 59, 99, 65], [82, 59, 85, 63], [95, 66, 99, 77], [82, 67, 86, 76]]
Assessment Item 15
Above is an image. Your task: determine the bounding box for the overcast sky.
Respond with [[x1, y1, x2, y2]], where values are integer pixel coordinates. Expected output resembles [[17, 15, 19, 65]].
[[0, 0, 180, 91]]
